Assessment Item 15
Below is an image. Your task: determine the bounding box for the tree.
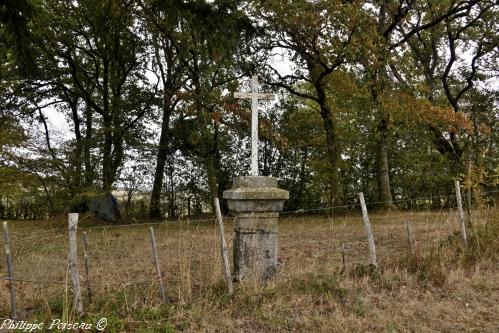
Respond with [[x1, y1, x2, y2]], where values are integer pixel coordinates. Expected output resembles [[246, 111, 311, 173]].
[[394, 0, 498, 166], [344, 0, 496, 207], [41, 0, 157, 191], [140, 0, 256, 218], [255, 0, 367, 204], [140, 0, 188, 219], [0, 0, 42, 75]]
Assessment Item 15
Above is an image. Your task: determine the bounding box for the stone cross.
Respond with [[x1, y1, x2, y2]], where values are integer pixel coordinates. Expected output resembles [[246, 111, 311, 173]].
[[234, 75, 275, 176]]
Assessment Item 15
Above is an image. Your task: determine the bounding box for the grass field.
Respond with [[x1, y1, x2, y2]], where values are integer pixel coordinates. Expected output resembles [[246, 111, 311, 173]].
[[1, 207, 498, 332]]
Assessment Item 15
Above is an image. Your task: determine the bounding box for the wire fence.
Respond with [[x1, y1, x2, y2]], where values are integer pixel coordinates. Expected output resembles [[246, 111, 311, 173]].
[[4, 188, 497, 243], [0, 185, 498, 319]]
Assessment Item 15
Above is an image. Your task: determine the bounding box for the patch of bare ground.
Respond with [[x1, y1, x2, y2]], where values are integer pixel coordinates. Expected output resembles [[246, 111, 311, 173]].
[[0, 208, 498, 332]]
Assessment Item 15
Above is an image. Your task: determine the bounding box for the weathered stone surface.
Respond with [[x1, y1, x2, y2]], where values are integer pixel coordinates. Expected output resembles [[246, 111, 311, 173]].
[[223, 176, 288, 281], [227, 199, 286, 213], [232, 176, 278, 189], [224, 187, 289, 201], [233, 230, 278, 280], [235, 213, 278, 233]]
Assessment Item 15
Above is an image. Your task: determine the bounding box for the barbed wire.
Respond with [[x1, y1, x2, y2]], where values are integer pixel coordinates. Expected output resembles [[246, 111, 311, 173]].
[[0, 218, 221, 245], [0, 275, 163, 289], [80, 217, 220, 231], [0, 234, 67, 247], [0, 203, 495, 300], [5, 228, 71, 243], [1, 189, 497, 246], [280, 188, 499, 216], [8, 234, 66, 246], [96, 279, 155, 288], [0, 276, 68, 286], [89, 256, 222, 265], [0, 234, 402, 289]]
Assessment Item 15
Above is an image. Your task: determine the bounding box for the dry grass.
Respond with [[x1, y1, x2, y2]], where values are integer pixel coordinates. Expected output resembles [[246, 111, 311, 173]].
[[1, 208, 498, 332]]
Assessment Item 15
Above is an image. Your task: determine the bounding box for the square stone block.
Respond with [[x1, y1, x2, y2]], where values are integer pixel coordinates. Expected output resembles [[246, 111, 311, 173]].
[[224, 176, 288, 281]]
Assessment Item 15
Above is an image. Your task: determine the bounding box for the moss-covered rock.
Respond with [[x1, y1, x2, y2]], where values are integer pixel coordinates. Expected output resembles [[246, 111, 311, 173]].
[[69, 186, 121, 222]]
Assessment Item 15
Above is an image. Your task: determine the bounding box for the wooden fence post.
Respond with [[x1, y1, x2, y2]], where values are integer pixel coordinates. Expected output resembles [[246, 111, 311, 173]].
[[455, 180, 468, 245], [2, 222, 17, 320], [149, 227, 167, 304], [68, 213, 83, 315], [358, 193, 378, 268], [214, 198, 233, 294], [339, 243, 346, 274], [82, 231, 92, 303], [405, 220, 415, 255]]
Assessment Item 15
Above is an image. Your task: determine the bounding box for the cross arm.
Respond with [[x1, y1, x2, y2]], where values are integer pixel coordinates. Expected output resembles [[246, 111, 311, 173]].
[[234, 92, 276, 100], [234, 92, 252, 99]]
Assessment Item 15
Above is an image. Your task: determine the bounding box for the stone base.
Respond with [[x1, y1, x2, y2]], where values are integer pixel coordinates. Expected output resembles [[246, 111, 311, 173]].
[[223, 176, 288, 281], [233, 212, 278, 281]]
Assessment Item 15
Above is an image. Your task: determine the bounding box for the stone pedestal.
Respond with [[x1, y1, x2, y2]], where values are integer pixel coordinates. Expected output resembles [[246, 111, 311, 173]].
[[223, 176, 289, 281]]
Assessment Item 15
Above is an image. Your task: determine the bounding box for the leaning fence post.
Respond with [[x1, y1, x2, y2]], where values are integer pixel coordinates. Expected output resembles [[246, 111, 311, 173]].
[[149, 227, 167, 304], [455, 180, 468, 245], [3, 221, 17, 320], [214, 198, 233, 294], [358, 193, 378, 268], [82, 231, 92, 303], [68, 213, 83, 315]]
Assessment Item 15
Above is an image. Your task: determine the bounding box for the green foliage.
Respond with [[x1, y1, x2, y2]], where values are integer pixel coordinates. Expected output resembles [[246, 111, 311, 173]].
[[0, 116, 25, 148], [0, 0, 42, 75], [68, 186, 105, 212], [349, 264, 382, 281], [0, 0, 498, 219]]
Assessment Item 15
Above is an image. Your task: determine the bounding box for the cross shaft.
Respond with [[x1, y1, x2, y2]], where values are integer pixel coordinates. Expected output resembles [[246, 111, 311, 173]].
[[234, 75, 275, 176]]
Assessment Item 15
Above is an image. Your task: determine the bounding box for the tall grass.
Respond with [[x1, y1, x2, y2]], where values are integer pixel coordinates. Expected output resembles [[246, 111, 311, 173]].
[[1, 208, 498, 331]]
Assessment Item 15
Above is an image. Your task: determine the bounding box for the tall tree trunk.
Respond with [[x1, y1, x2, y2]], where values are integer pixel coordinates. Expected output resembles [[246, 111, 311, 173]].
[[308, 62, 342, 205], [168, 161, 176, 217], [102, 95, 125, 191], [373, 1, 394, 209], [111, 134, 124, 186], [149, 101, 173, 219], [102, 115, 114, 191], [320, 105, 341, 205], [298, 146, 309, 208], [101, 60, 113, 191], [376, 116, 394, 209], [148, 30, 184, 218], [83, 102, 93, 187], [69, 98, 82, 192]]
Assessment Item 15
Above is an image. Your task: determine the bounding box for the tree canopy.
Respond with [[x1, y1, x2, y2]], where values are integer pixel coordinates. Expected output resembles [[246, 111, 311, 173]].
[[0, 0, 497, 220]]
